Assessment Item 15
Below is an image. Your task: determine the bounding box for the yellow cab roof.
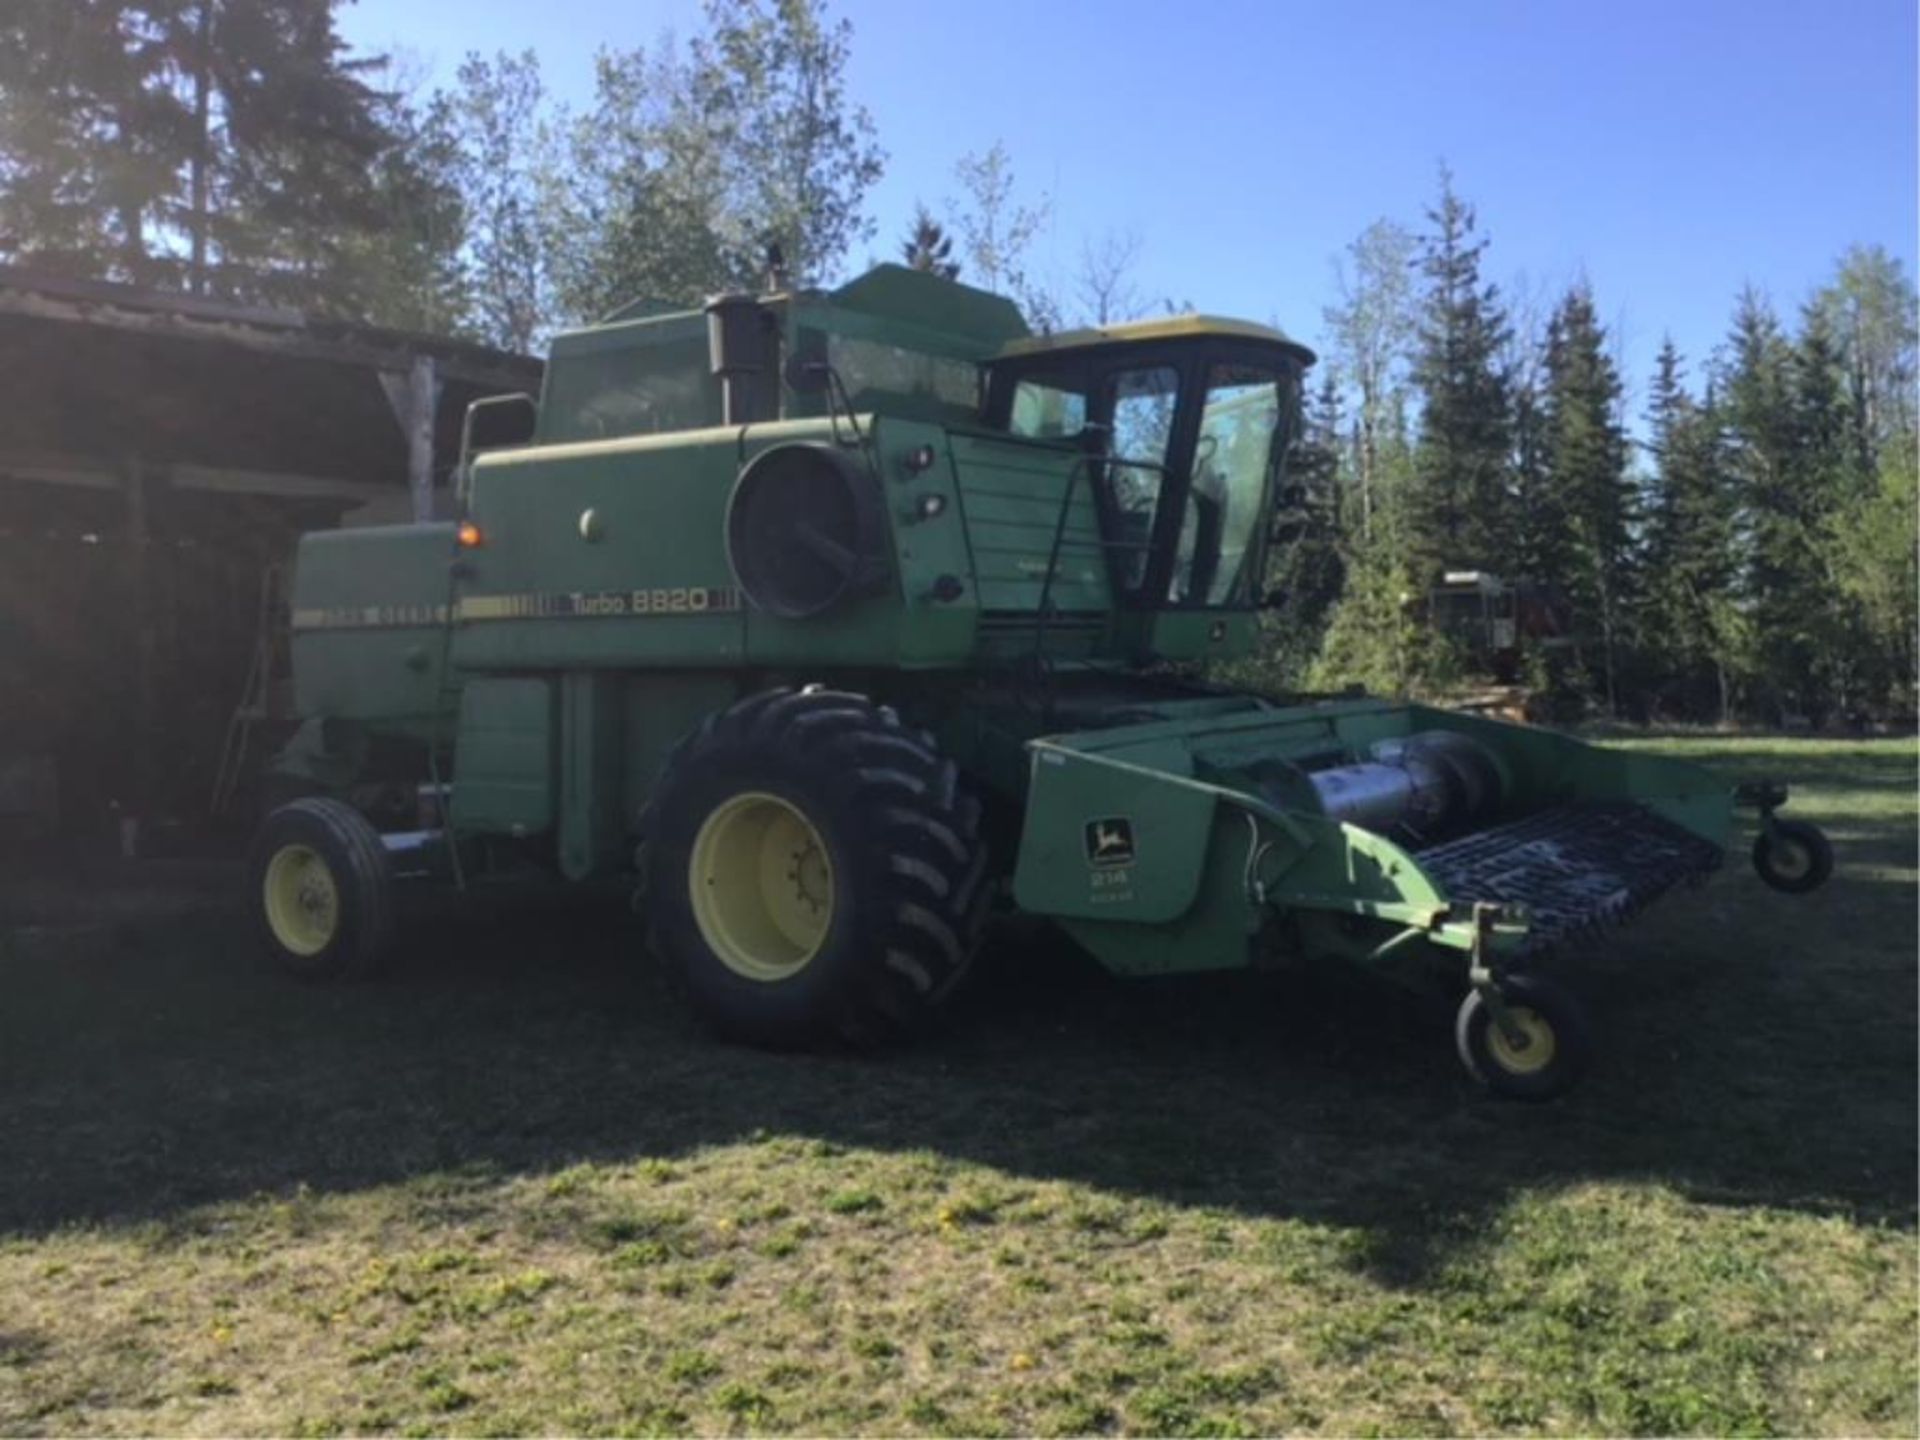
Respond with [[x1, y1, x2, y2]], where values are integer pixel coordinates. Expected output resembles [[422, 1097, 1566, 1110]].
[[998, 313, 1314, 363]]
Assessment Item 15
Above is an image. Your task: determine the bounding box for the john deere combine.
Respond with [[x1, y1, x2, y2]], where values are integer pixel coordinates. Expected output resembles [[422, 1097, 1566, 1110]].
[[253, 263, 1831, 1098]]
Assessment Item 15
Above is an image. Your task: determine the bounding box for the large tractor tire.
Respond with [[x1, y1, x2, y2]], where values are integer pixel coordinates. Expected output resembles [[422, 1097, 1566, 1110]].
[[644, 686, 990, 1047], [248, 797, 396, 981]]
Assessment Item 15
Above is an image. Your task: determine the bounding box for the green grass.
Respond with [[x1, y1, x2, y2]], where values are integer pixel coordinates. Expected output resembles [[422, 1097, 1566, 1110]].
[[0, 735, 1912, 1435]]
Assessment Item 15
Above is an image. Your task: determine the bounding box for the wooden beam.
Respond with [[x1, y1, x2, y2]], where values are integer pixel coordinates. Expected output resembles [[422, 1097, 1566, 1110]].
[[0, 285, 541, 394], [171, 463, 388, 504], [0, 451, 389, 504]]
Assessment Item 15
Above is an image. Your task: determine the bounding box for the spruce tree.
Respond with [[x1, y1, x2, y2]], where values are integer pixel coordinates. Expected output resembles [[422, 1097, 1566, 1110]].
[[1509, 364, 1561, 583], [1721, 288, 1839, 720], [1540, 285, 1633, 712], [1788, 304, 1869, 712], [1644, 339, 1739, 719], [1258, 371, 1347, 685], [1408, 170, 1514, 581], [900, 204, 958, 279], [0, 1, 416, 316], [0, 2, 196, 285]]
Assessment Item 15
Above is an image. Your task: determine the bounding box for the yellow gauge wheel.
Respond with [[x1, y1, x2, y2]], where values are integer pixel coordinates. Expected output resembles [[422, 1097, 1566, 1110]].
[[262, 842, 341, 957], [1768, 838, 1812, 881], [689, 791, 836, 982], [1485, 1005, 1557, 1076]]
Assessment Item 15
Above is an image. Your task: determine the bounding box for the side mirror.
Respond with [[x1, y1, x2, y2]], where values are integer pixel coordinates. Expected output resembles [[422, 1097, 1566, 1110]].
[[457, 392, 538, 504], [1260, 585, 1288, 609]]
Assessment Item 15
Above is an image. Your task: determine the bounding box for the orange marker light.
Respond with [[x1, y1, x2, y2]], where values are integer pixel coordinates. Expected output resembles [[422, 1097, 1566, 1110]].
[[457, 520, 484, 548]]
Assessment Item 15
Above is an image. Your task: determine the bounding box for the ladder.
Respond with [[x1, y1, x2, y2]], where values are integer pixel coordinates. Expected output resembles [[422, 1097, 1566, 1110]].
[[210, 561, 288, 818]]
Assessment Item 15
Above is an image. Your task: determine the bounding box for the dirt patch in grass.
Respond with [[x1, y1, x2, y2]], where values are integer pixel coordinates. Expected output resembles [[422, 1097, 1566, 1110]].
[[1, 736, 1913, 1434]]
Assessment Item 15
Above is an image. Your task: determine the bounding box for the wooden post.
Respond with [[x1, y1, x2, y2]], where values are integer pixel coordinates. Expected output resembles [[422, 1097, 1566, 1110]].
[[380, 352, 443, 521], [408, 353, 439, 522]]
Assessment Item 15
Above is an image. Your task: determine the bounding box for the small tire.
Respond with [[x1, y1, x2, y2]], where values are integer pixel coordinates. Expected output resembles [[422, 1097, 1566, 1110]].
[[1752, 818, 1833, 894], [1455, 973, 1592, 1101], [643, 686, 990, 1048], [248, 797, 396, 981]]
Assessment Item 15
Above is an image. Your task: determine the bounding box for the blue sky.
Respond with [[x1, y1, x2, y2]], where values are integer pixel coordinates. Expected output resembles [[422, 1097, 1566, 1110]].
[[338, 0, 1917, 407]]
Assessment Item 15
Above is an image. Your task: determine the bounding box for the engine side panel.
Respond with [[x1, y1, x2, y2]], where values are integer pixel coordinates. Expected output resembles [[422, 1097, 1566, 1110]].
[[290, 523, 458, 732]]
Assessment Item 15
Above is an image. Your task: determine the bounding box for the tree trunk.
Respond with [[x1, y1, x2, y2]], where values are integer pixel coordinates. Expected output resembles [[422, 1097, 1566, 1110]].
[[1359, 408, 1376, 540], [118, 204, 148, 285], [189, 1, 214, 295]]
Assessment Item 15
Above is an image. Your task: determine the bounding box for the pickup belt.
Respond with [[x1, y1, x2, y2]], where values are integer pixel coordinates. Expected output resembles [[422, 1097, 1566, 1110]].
[[1416, 802, 1724, 950]]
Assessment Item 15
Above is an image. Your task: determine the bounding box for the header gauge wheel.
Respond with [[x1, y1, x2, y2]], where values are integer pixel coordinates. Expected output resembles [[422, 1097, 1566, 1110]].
[[1455, 973, 1592, 1101], [644, 687, 990, 1048], [1752, 818, 1833, 894], [248, 797, 395, 981]]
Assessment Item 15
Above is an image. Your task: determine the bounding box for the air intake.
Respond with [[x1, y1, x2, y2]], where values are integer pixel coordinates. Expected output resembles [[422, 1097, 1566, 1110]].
[[725, 443, 890, 619]]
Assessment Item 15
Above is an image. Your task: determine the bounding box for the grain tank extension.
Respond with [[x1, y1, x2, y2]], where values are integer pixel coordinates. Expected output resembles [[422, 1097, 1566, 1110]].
[[251, 263, 1832, 1099]]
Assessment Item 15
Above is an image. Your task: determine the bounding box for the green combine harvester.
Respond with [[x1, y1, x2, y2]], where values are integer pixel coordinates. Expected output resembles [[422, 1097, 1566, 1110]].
[[252, 263, 1831, 1099]]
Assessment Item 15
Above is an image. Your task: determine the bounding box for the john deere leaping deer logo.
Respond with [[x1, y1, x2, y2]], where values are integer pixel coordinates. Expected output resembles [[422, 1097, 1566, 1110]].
[[1084, 817, 1136, 868]]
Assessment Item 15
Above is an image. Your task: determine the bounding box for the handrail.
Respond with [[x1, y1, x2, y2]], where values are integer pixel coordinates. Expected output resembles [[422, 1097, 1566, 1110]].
[[1025, 450, 1170, 723], [456, 392, 537, 508]]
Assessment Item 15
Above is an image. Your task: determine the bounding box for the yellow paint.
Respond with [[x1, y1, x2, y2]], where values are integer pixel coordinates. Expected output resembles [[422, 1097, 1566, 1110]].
[[1486, 1005, 1557, 1076], [262, 843, 339, 956], [999, 314, 1304, 358], [689, 791, 834, 982]]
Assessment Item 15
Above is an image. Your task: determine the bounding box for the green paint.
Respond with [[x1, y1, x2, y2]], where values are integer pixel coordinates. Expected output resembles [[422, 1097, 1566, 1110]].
[[450, 678, 554, 835], [275, 262, 1760, 985]]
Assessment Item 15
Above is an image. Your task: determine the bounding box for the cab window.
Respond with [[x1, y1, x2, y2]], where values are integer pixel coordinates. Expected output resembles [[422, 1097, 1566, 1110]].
[[1104, 365, 1181, 593], [1176, 363, 1283, 604], [1009, 378, 1087, 438]]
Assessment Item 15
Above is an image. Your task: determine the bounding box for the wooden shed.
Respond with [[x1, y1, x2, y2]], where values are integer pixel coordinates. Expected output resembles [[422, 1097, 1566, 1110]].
[[0, 268, 542, 842]]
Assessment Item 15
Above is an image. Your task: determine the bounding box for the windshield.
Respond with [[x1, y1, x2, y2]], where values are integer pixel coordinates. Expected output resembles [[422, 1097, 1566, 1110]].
[[1175, 363, 1284, 605], [989, 346, 1295, 609]]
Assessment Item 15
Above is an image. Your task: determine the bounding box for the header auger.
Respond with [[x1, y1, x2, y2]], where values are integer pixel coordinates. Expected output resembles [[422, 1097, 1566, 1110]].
[[250, 263, 1831, 1099]]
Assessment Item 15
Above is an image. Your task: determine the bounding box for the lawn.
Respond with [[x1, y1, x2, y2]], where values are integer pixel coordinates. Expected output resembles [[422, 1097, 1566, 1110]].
[[1, 735, 1913, 1436]]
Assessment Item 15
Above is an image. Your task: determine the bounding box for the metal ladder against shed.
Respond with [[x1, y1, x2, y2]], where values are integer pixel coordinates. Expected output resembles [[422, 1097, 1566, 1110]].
[[209, 560, 288, 818]]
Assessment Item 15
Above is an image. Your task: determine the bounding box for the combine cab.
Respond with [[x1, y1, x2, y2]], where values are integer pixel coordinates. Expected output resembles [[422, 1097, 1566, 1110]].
[[1427, 569, 1575, 684], [253, 263, 1831, 1099]]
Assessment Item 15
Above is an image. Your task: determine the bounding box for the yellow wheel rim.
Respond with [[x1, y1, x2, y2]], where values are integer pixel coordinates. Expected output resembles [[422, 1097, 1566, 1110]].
[[689, 791, 835, 982], [1770, 839, 1811, 880], [1486, 1005, 1556, 1076], [263, 843, 340, 957]]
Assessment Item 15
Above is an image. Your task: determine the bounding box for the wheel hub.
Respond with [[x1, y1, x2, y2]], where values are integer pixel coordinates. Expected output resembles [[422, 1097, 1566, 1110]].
[[1770, 838, 1811, 879], [263, 843, 339, 957], [1486, 1005, 1556, 1075], [690, 791, 836, 982], [790, 841, 829, 914]]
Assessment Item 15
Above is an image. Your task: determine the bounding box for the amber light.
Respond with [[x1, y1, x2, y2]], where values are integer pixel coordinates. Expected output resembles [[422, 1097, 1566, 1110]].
[[457, 520, 485, 548]]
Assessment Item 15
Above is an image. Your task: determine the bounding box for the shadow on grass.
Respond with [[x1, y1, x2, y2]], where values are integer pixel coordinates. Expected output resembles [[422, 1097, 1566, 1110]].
[[2, 742, 1913, 1292]]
